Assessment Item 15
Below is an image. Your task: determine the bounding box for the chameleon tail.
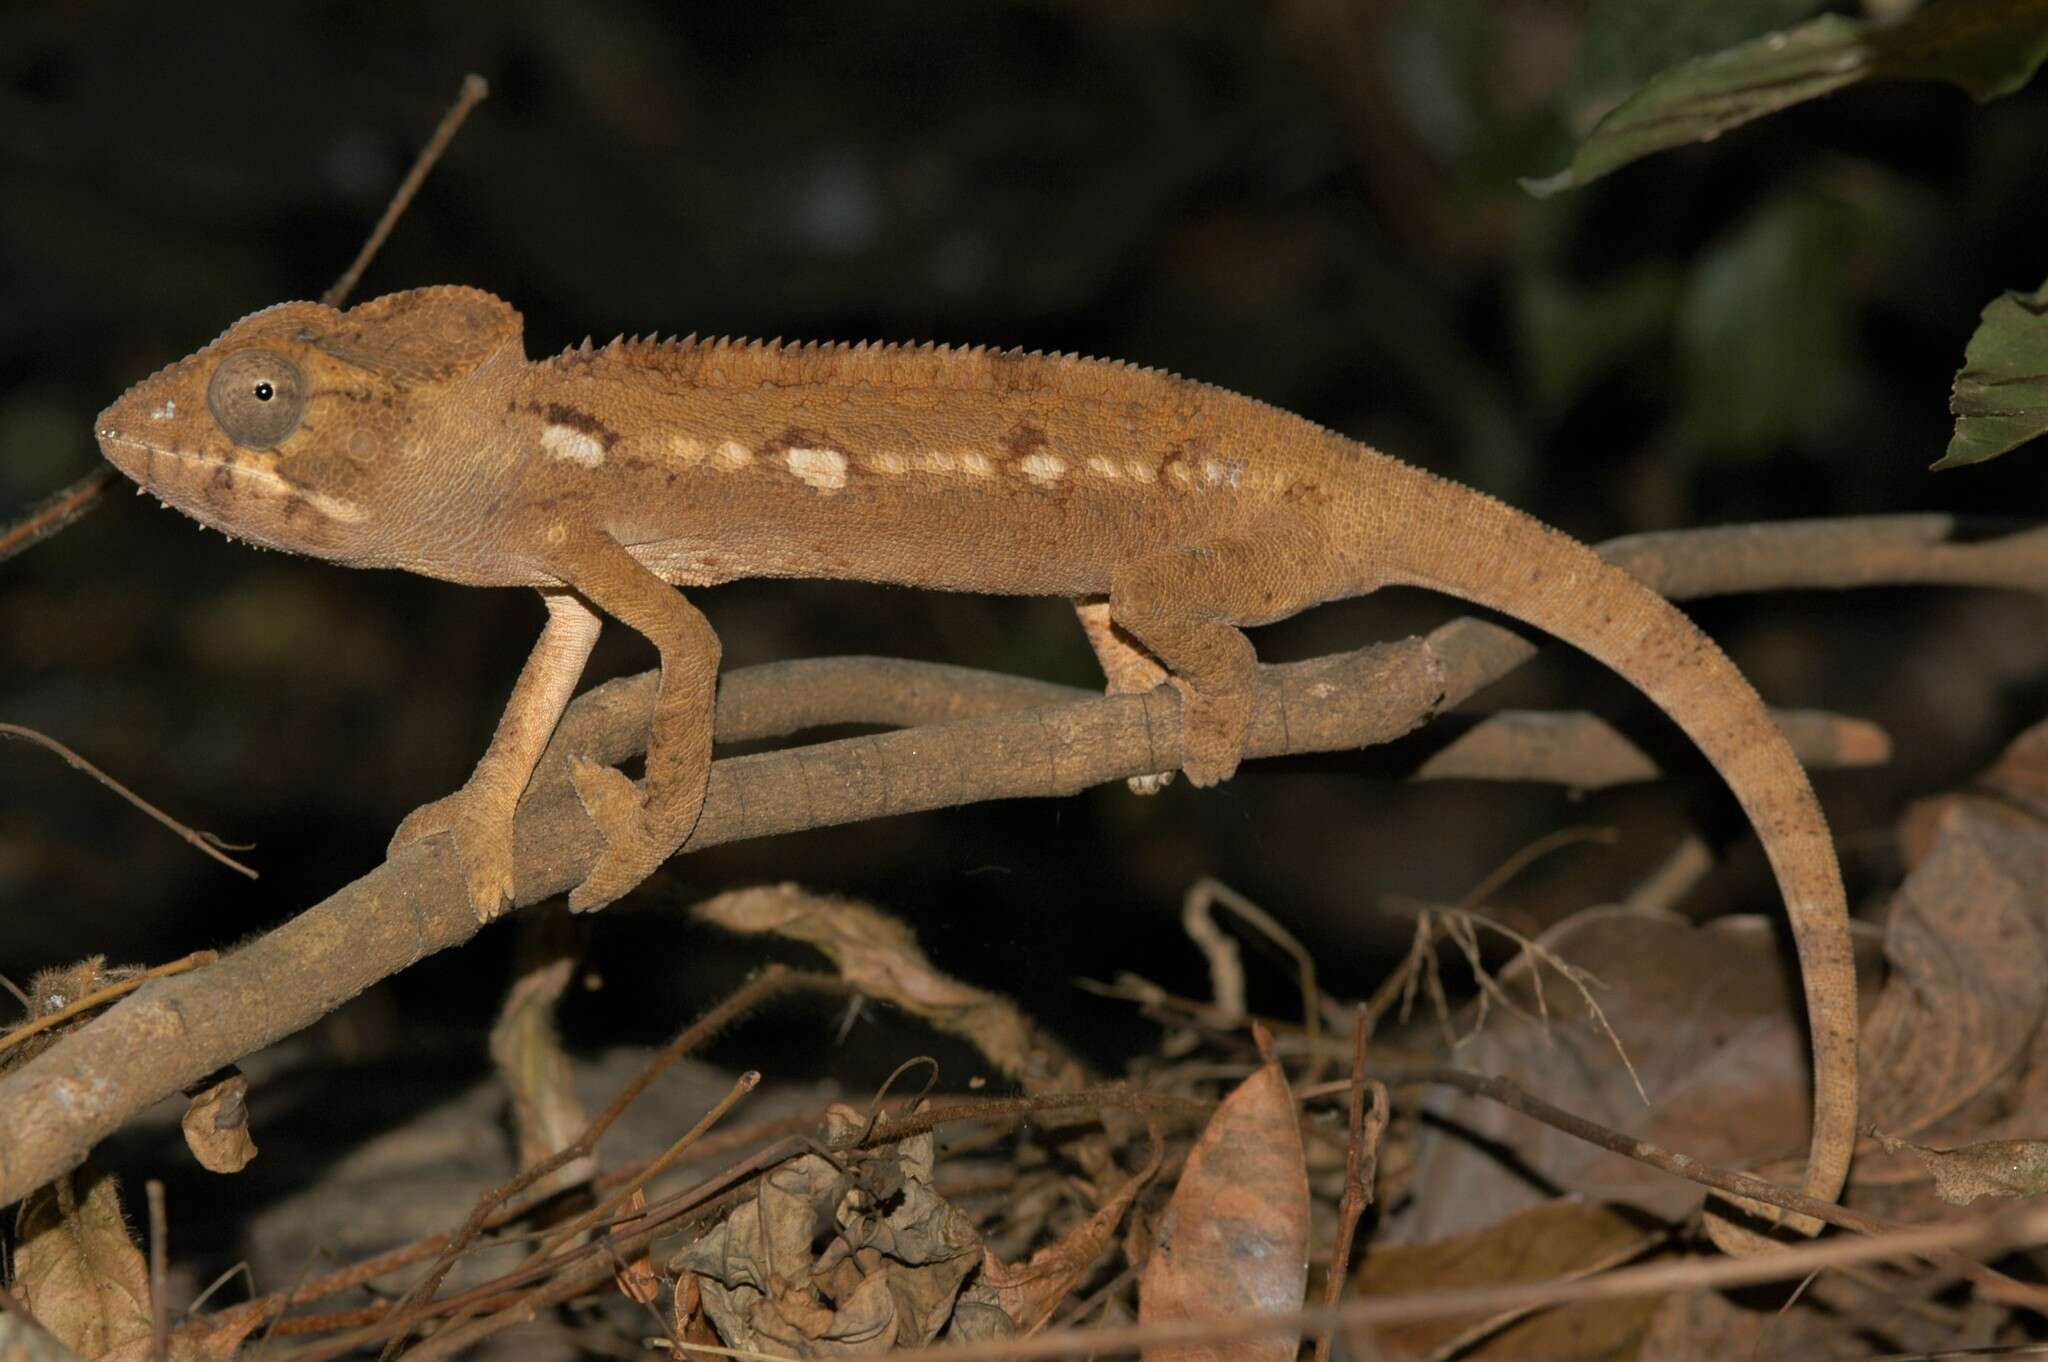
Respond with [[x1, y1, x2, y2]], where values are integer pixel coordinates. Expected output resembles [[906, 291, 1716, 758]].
[[1341, 448, 1858, 1232]]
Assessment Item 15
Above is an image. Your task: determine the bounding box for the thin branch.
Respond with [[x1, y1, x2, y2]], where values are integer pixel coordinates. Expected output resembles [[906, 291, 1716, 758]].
[[1, 514, 2042, 1207], [0, 466, 113, 563], [322, 74, 489, 308], [1314, 1007, 1386, 1362], [0, 951, 217, 1059], [0, 723, 257, 878]]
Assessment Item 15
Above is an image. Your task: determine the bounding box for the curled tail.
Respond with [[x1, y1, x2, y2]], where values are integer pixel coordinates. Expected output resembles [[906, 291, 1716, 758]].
[[1344, 450, 1857, 1223]]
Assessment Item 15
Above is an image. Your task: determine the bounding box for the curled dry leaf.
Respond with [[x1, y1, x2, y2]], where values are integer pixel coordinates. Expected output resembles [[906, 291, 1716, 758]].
[[11, 1165, 152, 1359], [614, 1187, 662, 1304], [1349, 1201, 1660, 1362], [972, 1133, 1163, 1333], [1138, 1034, 1308, 1362], [695, 884, 1086, 1089], [677, 1104, 982, 1356], [488, 918, 595, 1194], [180, 1069, 256, 1174]]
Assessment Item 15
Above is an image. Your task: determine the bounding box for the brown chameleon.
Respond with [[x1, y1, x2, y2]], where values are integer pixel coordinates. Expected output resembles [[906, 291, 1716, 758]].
[[95, 285, 1857, 1218]]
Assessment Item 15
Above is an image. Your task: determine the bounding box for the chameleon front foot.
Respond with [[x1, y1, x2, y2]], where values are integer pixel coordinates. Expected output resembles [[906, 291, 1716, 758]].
[[390, 789, 518, 923], [565, 757, 700, 912]]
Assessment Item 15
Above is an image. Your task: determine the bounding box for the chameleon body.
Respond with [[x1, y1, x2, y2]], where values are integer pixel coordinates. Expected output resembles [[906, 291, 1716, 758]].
[[96, 286, 1856, 1215]]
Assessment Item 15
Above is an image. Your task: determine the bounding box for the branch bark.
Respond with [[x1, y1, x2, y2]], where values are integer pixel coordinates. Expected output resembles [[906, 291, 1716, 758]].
[[1, 514, 2042, 1206]]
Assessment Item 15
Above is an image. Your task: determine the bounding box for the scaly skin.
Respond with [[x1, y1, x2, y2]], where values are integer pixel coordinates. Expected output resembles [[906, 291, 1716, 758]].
[[95, 286, 1856, 1223]]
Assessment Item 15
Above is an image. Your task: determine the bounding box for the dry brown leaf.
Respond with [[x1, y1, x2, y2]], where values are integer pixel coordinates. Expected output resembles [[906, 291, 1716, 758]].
[[1862, 723, 2048, 1142], [678, 1104, 981, 1356], [0, 1311, 87, 1362], [180, 1070, 256, 1174], [488, 918, 594, 1194], [695, 885, 1085, 1089], [1349, 1201, 1660, 1362], [98, 1309, 262, 1362], [976, 1136, 1162, 1332], [1138, 1032, 1308, 1362], [614, 1187, 662, 1304], [11, 1165, 152, 1358], [1394, 907, 1882, 1243], [1872, 1130, 2048, 1205]]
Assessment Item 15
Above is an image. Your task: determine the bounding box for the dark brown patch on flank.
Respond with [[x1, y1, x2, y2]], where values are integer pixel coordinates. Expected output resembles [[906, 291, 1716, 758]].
[[1001, 422, 1048, 462], [759, 425, 838, 458], [537, 402, 619, 451]]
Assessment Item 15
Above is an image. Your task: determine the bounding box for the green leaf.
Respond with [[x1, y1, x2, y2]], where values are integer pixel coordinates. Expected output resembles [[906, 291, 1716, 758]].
[[1938, 278, 2048, 469], [1676, 192, 1865, 460], [1564, 0, 1826, 116], [1528, 0, 2048, 197]]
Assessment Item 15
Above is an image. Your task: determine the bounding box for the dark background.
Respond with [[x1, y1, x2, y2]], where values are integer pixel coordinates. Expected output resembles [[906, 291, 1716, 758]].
[[4, 2, 2045, 1108]]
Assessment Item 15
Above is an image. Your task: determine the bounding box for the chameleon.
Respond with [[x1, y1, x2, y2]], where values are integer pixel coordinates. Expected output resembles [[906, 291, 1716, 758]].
[[94, 284, 1857, 1217]]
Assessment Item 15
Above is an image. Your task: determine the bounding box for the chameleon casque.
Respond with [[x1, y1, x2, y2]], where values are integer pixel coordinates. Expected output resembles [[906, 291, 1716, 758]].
[[96, 285, 1857, 1220]]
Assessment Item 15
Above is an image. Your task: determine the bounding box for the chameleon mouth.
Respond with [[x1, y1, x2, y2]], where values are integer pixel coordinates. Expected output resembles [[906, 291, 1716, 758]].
[[96, 431, 369, 527]]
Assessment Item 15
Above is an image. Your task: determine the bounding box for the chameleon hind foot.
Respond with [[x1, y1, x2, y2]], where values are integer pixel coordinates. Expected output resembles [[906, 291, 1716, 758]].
[[1172, 670, 1257, 787], [565, 757, 698, 911], [390, 788, 517, 923]]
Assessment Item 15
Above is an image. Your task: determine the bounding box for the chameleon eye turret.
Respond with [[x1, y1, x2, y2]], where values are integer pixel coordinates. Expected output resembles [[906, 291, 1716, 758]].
[[207, 348, 307, 449]]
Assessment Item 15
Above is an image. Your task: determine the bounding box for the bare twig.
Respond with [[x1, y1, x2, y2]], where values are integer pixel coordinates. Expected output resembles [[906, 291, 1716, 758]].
[[0, 723, 257, 877], [1, 515, 2042, 1207], [0, 951, 217, 1058], [0, 466, 113, 563], [1314, 1007, 1387, 1362], [375, 966, 825, 1355], [1183, 878, 1323, 1073], [323, 73, 489, 309]]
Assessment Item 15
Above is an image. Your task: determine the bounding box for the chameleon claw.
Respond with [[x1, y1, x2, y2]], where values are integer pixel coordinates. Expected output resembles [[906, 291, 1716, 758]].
[[566, 756, 694, 912], [390, 789, 517, 923]]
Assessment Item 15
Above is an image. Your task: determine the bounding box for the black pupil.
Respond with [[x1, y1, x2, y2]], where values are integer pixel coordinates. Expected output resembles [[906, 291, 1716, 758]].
[[254, 381, 274, 401]]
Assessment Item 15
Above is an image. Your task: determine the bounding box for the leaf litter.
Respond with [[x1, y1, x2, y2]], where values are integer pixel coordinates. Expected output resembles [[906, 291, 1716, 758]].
[[11, 724, 2048, 1360]]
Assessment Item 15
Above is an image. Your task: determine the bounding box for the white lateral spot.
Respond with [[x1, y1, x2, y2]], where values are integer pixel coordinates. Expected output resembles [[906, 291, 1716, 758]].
[[1086, 456, 1120, 479], [542, 423, 605, 467], [670, 434, 708, 465], [1126, 460, 1157, 484], [869, 451, 909, 476], [714, 440, 753, 468], [151, 400, 176, 421], [918, 451, 957, 474], [1019, 452, 1066, 485], [1202, 458, 1245, 489], [787, 446, 848, 492], [960, 451, 995, 478]]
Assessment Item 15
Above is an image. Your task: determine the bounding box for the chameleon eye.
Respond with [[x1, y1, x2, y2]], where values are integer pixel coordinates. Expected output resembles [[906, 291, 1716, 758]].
[[207, 348, 306, 449]]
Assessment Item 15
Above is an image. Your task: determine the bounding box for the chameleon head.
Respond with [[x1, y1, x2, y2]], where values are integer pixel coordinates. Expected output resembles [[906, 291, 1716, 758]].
[[95, 287, 524, 568]]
